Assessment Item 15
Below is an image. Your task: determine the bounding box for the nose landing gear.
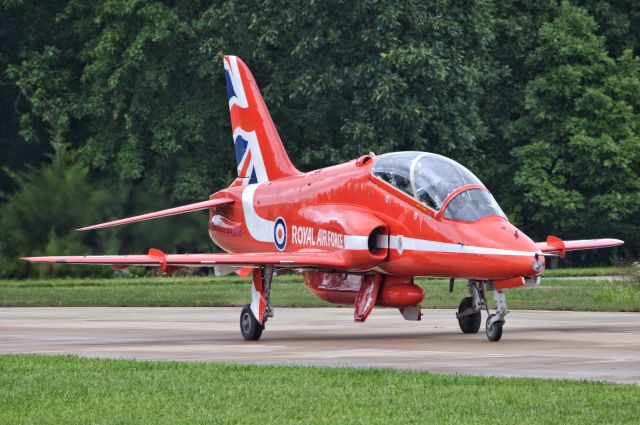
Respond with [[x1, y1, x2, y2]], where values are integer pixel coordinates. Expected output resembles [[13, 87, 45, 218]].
[[485, 290, 508, 341], [456, 280, 509, 342], [485, 314, 503, 341]]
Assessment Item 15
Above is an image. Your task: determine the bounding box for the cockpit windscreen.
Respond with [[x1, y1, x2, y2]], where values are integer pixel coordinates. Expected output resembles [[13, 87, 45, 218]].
[[443, 188, 505, 221], [411, 153, 481, 209], [373, 152, 479, 209], [372, 152, 505, 221]]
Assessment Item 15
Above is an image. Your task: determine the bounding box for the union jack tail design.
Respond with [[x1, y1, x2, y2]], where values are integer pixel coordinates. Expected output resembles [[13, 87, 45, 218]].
[[224, 55, 299, 185]]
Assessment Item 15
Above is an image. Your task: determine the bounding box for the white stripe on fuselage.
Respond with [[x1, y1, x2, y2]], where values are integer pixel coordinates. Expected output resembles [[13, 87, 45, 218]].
[[242, 184, 274, 243], [343, 235, 369, 250], [379, 235, 538, 256]]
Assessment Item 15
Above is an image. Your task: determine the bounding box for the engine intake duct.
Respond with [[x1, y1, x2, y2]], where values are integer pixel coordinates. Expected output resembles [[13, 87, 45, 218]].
[[367, 225, 387, 257]]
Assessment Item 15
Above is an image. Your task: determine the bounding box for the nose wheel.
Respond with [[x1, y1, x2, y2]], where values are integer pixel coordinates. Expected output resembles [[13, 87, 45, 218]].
[[486, 290, 508, 342], [456, 281, 508, 341], [485, 314, 504, 341]]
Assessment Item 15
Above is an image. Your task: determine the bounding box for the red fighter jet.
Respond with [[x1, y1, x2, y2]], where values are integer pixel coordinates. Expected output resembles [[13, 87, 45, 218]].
[[23, 56, 623, 342]]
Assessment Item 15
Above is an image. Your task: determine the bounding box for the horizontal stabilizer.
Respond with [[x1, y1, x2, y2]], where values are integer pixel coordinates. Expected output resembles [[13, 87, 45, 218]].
[[535, 237, 623, 257], [77, 198, 234, 231], [21, 250, 348, 269]]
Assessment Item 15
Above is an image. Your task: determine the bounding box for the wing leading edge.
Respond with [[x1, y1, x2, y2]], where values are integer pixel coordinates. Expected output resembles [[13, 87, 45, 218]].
[[76, 197, 234, 231], [535, 236, 623, 257], [21, 249, 348, 271]]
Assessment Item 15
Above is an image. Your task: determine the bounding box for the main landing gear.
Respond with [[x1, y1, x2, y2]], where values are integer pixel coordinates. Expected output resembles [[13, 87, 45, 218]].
[[240, 304, 263, 340], [240, 265, 274, 341], [456, 280, 508, 342]]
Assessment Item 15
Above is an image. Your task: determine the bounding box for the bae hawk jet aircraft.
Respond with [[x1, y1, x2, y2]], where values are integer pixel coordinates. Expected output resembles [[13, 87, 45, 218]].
[[23, 56, 623, 341]]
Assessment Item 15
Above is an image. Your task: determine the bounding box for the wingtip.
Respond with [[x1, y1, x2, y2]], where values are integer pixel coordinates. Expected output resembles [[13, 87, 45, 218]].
[[19, 256, 54, 263], [19, 256, 67, 263], [20, 256, 41, 262]]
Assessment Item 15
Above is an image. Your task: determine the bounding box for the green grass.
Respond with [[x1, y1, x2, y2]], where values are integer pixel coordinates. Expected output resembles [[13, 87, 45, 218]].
[[0, 273, 638, 311], [542, 266, 629, 277], [0, 355, 638, 425], [0, 275, 327, 308]]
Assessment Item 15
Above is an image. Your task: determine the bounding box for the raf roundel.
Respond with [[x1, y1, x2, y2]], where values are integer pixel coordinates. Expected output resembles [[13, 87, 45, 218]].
[[273, 217, 287, 251]]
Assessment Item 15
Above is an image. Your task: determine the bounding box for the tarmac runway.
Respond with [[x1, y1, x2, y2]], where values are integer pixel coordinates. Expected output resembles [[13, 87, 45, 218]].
[[1, 307, 639, 384]]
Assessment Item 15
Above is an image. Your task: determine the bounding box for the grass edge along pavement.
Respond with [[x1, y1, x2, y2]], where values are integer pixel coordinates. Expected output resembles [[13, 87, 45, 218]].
[[0, 355, 639, 425], [0, 268, 638, 311]]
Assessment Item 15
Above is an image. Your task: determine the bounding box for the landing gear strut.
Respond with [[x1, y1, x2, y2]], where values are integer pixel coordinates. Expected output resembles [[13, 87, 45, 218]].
[[456, 280, 509, 341], [240, 266, 274, 341], [263, 265, 275, 321]]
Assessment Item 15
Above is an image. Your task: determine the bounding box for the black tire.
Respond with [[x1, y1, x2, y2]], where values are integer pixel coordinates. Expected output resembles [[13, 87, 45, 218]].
[[485, 314, 503, 342], [240, 304, 263, 341], [457, 297, 481, 334]]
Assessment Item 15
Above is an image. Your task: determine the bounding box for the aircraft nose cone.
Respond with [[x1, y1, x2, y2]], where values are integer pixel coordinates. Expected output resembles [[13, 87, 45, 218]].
[[467, 218, 544, 278], [532, 255, 545, 275], [510, 235, 545, 277]]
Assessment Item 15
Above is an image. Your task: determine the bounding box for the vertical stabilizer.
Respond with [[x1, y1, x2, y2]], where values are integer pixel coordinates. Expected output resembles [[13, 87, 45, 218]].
[[224, 55, 299, 185]]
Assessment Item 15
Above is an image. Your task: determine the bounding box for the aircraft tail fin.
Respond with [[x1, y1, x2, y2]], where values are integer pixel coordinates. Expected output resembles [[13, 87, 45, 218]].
[[224, 55, 299, 185]]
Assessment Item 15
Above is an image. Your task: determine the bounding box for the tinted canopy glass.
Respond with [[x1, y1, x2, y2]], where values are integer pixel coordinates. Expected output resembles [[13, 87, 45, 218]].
[[372, 152, 482, 211], [370, 152, 416, 198], [443, 188, 506, 222]]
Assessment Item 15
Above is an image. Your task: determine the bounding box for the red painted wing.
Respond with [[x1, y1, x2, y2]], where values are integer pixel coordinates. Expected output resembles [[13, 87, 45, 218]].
[[77, 198, 234, 231], [535, 237, 623, 256], [21, 251, 347, 269]]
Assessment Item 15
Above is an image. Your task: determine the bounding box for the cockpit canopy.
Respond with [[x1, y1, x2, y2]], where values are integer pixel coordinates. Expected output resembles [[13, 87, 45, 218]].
[[372, 152, 505, 222]]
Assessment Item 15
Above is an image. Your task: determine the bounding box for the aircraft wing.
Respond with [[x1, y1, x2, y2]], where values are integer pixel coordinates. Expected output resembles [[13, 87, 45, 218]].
[[535, 236, 624, 257], [77, 197, 234, 231], [21, 249, 347, 271]]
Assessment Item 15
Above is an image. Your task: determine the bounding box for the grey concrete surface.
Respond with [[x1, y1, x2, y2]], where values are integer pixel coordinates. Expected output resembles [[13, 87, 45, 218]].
[[1, 307, 639, 384]]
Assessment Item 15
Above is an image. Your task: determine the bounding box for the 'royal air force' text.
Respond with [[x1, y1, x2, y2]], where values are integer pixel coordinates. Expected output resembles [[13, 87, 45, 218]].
[[291, 226, 344, 249]]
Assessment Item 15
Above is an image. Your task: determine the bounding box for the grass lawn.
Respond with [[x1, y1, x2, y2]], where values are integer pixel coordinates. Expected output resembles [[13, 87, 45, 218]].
[[0, 272, 638, 311], [542, 266, 630, 277], [0, 355, 638, 425]]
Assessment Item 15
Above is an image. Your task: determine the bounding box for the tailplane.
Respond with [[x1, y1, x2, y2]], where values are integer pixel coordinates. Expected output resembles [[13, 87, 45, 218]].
[[224, 55, 299, 185]]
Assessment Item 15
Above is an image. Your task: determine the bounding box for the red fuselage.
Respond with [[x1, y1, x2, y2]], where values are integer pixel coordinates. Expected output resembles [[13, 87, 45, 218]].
[[208, 155, 543, 284]]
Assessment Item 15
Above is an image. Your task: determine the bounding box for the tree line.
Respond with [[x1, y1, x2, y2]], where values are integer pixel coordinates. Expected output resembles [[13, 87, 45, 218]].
[[1, 0, 638, 277]]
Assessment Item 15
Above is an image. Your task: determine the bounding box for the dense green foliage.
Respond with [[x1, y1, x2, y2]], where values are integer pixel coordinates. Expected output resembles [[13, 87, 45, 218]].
[[2, 355, 640, 424], [1, 0, 639, 277]]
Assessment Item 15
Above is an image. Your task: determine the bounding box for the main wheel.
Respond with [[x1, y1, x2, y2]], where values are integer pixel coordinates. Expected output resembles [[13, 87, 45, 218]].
[[485, 314, 503, 342], [240, 304, 263, 341], [457, 297, 481, 334]]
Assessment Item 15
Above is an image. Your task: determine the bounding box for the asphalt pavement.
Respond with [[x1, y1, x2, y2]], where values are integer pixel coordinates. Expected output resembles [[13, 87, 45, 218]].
[[1, 307, 639, 384]]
